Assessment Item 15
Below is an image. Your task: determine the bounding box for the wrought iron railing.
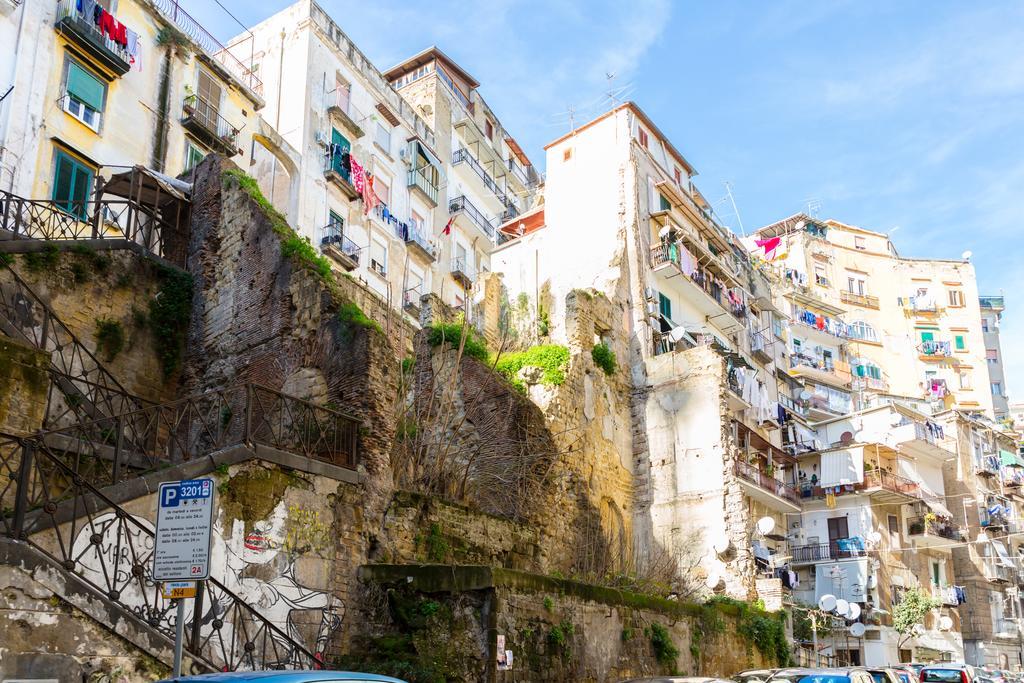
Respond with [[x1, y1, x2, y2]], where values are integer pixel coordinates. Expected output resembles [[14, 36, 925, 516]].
[[907, 516, 961, 541], [319, 222, 360, 262], [839, 290, 880, 309], [450, 257, 476, 282], [182, 95, 238, 145], [448, 195, 495, 241], [0, 190, 175, 259], [56, 0, 132, 65], [861, 469, 921, 499], [451, 148, 514, 210], [149, 0, 263, 96], [407, 167, 439, 205], [650, 244, 748, 321], [0, 264, 149, 433], [734, 461, 800, 505]]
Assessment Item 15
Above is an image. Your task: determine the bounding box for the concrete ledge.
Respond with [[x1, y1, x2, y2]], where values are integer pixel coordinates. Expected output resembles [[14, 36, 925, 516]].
[[254, 443, 364, 485], [0, 234, 181, 270]]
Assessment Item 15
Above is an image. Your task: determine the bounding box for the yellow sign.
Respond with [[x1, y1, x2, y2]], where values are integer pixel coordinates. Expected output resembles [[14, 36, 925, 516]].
[[161, 581, 197, 599]]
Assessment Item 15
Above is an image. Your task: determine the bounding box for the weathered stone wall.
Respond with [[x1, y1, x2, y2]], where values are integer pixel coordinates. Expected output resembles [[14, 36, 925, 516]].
[[353, 565, 782, 683], [0, 250, 181, 403], [0, 337, 49, 435]]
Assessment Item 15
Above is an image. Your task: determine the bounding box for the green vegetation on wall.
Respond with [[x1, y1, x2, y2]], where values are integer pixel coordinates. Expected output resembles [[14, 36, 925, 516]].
[[494, 345, 569, 390], [148, 265, 193, 378], [426, 322, 490, 363], [338, 300, 382, 337], [648, 622, 680, 672], [591, 342, 617, 375], [707, 596, 790, 666], [94, 318, 125, 362], [22, 244, 60, 273]]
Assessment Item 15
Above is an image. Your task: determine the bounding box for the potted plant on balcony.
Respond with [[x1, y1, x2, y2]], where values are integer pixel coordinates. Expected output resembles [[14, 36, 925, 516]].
[[923, 511, 937, 533]]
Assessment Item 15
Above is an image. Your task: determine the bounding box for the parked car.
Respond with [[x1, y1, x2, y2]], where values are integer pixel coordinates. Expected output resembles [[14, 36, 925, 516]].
[[158, 674, 409, 683], [734, 670, 780, 683], [621, 678, 733, 683], [920, 664, 978, 683], [791, 668, 874, 683], [869, 669, 905, 683], [888, 667, 918, 683]]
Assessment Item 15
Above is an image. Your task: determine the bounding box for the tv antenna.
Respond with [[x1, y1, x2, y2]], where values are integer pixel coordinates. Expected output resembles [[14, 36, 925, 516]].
[[804, 198, 822, 217], [724, 181, 746, 237]]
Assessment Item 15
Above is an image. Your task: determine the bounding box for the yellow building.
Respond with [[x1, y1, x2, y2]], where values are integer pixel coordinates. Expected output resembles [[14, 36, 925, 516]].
[[753, 214, 994, 418], [1, 0, 288, 216]]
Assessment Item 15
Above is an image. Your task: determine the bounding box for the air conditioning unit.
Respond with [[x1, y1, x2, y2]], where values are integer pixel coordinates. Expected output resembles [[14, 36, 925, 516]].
[[644, 287, 657, 302], [314, 131, 329, 147], [398, 147, 411, 165], [646, 302, 659, 315]]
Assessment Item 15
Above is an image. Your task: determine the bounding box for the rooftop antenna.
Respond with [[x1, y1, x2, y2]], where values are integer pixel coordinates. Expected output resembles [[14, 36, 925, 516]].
[[565, 103, 577, 130], [805, 198, 822, 218], [724, 181, 746, 237]]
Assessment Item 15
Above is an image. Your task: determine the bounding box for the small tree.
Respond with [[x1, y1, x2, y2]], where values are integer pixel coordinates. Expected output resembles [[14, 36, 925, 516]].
[[893, 587, 940, 648]]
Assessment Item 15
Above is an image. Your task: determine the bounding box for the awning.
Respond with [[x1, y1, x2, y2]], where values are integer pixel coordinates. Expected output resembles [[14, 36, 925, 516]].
[[820, 448, 864, 487], [411, 139, 443, 174], [912, 476, 954, 519], [993, 541, 1015, 567], [1000, 450, 1024, 468], [104, 165, 191, 204]]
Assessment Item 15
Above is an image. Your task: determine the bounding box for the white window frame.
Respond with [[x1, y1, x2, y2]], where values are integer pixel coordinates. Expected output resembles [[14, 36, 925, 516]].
[[374, 121, 392, 155], [62, 58, 106, 133], [369, 237, 387, 277]]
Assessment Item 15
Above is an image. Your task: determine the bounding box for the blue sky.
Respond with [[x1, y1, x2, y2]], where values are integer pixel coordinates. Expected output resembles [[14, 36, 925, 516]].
[[191, 0, 1024, 402]]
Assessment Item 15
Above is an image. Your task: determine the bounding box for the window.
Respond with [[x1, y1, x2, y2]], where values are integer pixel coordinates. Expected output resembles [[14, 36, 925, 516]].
[[63, 59, 106, 131], [854, 236, 866, 250], [196, 69, 223, 113], [846, 274, 866, 295], [948, 289, 965, 307], [658, 293, 672, 321], [954, 334, 966, 351], [772, 316, 783, 339], [563, 147, 572, 162], [931, 560, 941, 586], [982, 317, 990, 332], [455, 242, 468, 270], [959, 371, 972, 390], [184, 142, 205, 172], [374, 122, 392, 155], [987, 349, 999, 363], [410, 210, 424, 236], [674, 167, 682, 185], [888, 514, 899, 535], [369, 238, 387, 276], [993, 382, 1003, 397], [920, 331, 935, 343], [52, 148, 94, 220], [638, 127, 649, 148], [848, 321, 878, 343], [814, 265, 829, 286], [658, 193, 671, 212], [333, 74, 351, 113], [485, 118, 494, 140], [373, 173, 391, 206]]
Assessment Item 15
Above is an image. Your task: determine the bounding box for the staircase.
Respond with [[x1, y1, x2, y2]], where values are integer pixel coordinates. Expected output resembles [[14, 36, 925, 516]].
[[2, 383, 360, 672]]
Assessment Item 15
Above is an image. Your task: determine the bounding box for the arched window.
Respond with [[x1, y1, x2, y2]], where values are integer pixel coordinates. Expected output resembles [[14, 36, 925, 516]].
[[848, 320, 878, 343]]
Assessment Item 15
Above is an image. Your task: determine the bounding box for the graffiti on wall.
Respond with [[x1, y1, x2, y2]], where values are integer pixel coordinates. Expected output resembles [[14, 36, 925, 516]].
[[70, 499, 342, 668]]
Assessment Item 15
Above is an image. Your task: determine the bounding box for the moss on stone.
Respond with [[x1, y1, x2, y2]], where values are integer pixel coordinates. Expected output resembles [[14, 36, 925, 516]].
[[217, 466, 308, 530], [494, 344, 569, 387]]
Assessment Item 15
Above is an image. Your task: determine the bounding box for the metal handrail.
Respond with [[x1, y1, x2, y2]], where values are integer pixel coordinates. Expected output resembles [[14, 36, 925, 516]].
[[734, 461, 800, 504], [56, 0, 132, 64], [182, 95, 238, 142], [448, 195, 495, 241], [407, 167, 439, 204], [149, 0, 263, 96], [452, 148, 514, 210], [319, 222, 360, 260]]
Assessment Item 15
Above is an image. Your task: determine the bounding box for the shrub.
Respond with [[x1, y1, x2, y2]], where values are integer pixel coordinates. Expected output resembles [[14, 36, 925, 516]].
[[148, 266, 193, 378], [95, 318, 125, 362], [426, 323, 489, 363], [494, 345, 569, 387], [649, 622, 679, 670], [23, 244, 60, 273], [338, 300, 381, 335], [0, 252, 13, 266], [591, 342, 617, 375], [282, 234, 332, 281]]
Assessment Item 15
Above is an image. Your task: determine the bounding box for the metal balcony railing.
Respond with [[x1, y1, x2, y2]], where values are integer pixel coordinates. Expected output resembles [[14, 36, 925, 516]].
[[861, 469, 922, 499], [56, 0, 132, 68], [182, 95, 238, 146], [790, 541, 864, 563], [452, 147, 515, 210], [650, 244, 748, 321], [449, 195, 495, 241], [450, 256, 476, 283], [980, 296, 1005, 310], [907, 516, 961, 541], [734, 461, 800, 505], [319, 222, 360, 262], [840, 290, 880, 309], [149, 0, 263, 96], [407, 167, 439, 204], [778, 393, 809, 419], [976, 453, 1001, 475], [921, 340, 953, 357]]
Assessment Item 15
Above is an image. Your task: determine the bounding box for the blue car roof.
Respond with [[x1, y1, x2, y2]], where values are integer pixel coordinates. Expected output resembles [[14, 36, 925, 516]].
[[161, 672, 408, 683]]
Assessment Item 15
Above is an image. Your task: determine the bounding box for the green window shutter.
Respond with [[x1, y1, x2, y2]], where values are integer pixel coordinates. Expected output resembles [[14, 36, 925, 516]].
[[920, 331, 934, 343], [329, 210, 344, 227], [855, 365, 866, 377], [52, 150, 93, 219], [658, 193, 671, 212], [658, 293, 671, 320], [331, 128, 351, 153], [67, 62, 105, 112], [955, 335, 965, 350]]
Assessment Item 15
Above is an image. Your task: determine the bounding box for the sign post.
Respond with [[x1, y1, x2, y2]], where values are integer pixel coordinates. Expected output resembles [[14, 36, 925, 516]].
[[153, 478, 215, 677]]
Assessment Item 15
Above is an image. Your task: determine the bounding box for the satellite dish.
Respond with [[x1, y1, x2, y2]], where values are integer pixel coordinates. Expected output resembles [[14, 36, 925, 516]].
[[847, 603, 862, 621], [840, 431, 854, 444], [668, 327, 688, 343], [939, 616, 954, 631], [705, 573, 725, 592], [912, 623, 926, 636], [849, 623, 867, 638], [799, 390, 812, 400], [890, 414, 904, 427], [868, 531, 882, 544], [835, 599, 850, 617], [819, 594, 837, 612], [757, 517, 777, 536], [962, 250, 972, 261]]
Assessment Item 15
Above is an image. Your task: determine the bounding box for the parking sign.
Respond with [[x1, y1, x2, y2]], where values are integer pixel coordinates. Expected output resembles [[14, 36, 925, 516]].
[[152, 479, 215, 581]]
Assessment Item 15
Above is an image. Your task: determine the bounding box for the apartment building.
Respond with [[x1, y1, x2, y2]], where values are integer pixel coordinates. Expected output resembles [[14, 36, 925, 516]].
[[980, 296, 1010, 421], [0, 0, 276, 210], [492, 102, 796, 600], [788, 403, 964, 664], [386, 46, 538, 315], [234, 0, 444, 316], [752, 215, 994, 419]]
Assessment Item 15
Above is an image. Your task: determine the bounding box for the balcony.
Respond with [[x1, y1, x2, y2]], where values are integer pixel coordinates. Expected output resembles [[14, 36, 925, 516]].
[[326, 91, 365, 138], [788, 352, 852, 389], [975, 453, 1001, 476], [904, 296, 943, 316], [55, 0, 131, 76], [750, 330, 774, 364], [851, 376, 889, 393], [507, 157, 537, 188], [907, 516, 962, 549], [650, 244, 748, 332], [734, 461, 801, 512], [840, 290, 880, 309], [920, 340, 953, 359], [860, 468, 922, 504], [450, 257, 476, 289], [452, 147, 515, 211], [448, 195, 496, 242], [789, 540, 864, 565], [181, 95, 240, 157], [931, 585, 960, 607], [779, 393, 810, 422], [726, 368, 752, 413], [980, 296, 1005, 312], [403, 286, 422, 316], [319, 222, 360, 271], [986, 563, 1014, 583], [892, 420, 950, 461], [389, 218, 435, 263], [323, 151, 359, 200], [407, 167, 439, 206]]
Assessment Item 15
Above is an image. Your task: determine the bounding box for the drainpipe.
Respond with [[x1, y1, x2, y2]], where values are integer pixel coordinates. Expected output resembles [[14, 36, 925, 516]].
[[151, 47, 173, 172], [275, 30, 285, 131]]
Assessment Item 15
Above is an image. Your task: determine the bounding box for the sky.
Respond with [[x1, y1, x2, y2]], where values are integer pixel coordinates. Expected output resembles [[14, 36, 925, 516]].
[[190, 0, 1024, 402]]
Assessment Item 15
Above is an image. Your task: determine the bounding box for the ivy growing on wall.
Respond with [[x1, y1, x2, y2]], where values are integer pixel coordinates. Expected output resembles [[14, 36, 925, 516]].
[[148, 265, 193, 379]]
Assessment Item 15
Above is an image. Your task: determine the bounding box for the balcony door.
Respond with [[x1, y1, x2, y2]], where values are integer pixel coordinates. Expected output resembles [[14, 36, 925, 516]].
[[196, 70, 223, 128], [828, 516, 849, 558]]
